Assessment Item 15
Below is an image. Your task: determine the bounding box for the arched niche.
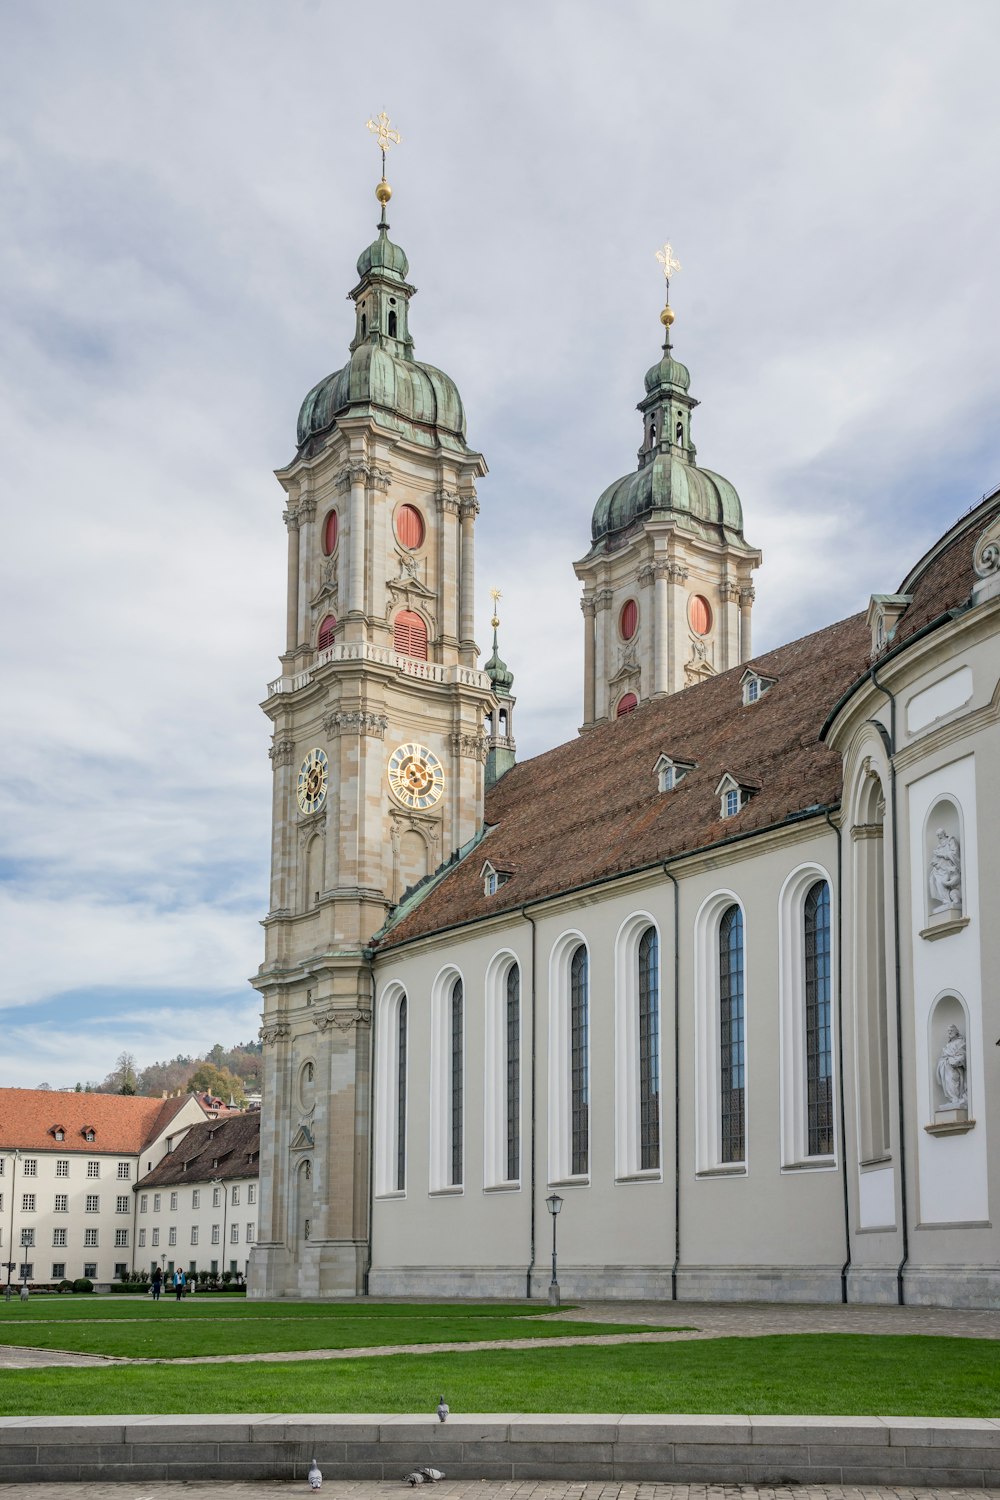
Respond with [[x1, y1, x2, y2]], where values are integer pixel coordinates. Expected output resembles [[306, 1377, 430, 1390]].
[[923, 796, 965, 928], [927, 993, 973, 1129], [298, 1059, 316, 1113]]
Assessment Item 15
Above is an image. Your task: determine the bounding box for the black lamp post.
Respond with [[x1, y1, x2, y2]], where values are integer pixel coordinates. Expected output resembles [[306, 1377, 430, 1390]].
[[546, 1192, 563, 1306], [5, 1150, 19, 1297]]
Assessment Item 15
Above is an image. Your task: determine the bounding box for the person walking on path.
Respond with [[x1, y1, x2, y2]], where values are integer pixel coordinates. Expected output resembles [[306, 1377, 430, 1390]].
[[151, 1266, 162, 1301], [173, 1267, 186, 1301]]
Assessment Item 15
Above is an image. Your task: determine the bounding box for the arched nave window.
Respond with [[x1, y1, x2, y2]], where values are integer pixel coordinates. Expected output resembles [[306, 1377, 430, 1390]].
[[430, 968, 465, 1192], [484, 955, 521, 1188], [506, 965, 520, 1182], [570, 946, 589, 1176], [614, 916, 661, 1180], [450, 978, 464, 1187], [777, 865, 837, 1168], [719, 905, 745, 1165], [374, 985, 407, 1196], [804, 881, 833, 1156]]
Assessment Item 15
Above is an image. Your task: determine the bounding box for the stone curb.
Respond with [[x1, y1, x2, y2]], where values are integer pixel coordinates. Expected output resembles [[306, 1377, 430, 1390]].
[[1, 1414, 1000, 1485]]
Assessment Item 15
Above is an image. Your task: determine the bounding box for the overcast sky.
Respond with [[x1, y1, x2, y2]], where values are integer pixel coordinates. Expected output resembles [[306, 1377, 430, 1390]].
[[2, 1, 998, 1089]]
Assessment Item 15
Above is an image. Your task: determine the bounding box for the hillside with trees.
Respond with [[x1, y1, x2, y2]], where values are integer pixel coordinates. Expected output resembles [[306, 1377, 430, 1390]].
[[64, 1041, 263, 1101]]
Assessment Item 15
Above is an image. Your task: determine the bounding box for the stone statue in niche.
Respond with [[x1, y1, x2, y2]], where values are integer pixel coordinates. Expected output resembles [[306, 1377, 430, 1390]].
[[936, 1024, 968, 1108], [928, 828, 962, 914]]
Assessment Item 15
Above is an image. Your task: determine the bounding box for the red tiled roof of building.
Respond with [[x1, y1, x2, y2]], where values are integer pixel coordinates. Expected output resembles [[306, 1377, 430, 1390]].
[[0, 1089, 197, 1154], [380, 495, 995, 952]]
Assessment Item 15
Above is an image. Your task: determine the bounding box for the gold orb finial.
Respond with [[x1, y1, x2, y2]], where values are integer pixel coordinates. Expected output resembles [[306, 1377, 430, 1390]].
[[376, 178, 392, 205], [660, 304, 675, 328], [490, 586, 502, 631]]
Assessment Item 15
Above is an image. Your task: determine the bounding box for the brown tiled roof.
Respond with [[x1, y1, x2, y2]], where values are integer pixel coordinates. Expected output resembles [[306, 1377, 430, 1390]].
[[0, 1089, 196, 1154], [380, 496, 996, 952], [136, 1112, 260, 1188]]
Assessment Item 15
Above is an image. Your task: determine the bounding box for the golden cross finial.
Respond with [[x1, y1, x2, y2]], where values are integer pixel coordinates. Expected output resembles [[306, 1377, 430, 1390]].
[[367, 112, 402, 207], [656, 242, 682, 283], [490, 587, 502, 629]]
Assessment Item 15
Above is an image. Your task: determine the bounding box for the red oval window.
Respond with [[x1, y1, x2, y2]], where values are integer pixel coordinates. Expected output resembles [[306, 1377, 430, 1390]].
[[620, 599, 638, 640], [689, 595, 713, 636], [616, 692, 638, 717], [318, 615, 337, 651], [396, 504, 425, 550], [393, 609, 428, 660], [322, 511, 339, 555]]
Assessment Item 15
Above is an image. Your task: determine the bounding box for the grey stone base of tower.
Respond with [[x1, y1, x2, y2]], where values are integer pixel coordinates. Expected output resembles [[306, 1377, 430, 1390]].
[[249, 1238, 369, 1299]]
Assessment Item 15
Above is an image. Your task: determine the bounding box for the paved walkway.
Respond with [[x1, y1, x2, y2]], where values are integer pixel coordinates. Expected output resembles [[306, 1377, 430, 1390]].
[[0, 1481, 997, 1500]]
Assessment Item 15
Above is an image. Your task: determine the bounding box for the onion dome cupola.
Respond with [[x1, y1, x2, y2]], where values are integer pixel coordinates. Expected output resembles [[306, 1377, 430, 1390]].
[[295, 141, 471, 459], [588, 264, 747, 550]]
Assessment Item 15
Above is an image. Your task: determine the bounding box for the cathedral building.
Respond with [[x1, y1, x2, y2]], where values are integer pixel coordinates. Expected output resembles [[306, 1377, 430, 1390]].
[[248, 149, 1000, 1306]]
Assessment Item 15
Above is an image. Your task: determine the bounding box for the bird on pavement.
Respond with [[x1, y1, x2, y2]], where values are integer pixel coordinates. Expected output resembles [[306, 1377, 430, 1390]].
[[405, 1468, 445, 1485], [436, 1395, 449, 1423], [308, 1457, 322, 1490]]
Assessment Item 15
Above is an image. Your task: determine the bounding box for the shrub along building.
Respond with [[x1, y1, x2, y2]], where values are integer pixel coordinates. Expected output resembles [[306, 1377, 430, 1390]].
[[248, 127, 1000, 1306], [133, 1112, 260, 1284], [0, 1089, 206, 1289]]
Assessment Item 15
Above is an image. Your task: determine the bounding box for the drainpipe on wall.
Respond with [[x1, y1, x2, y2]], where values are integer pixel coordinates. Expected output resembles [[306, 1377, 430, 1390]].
[[522, 907, 538, 1299], [364, 952, 376, 1297], [661, 863, 681, 1302], [869, 662, 909, 1306], [824, 808, 851, 1304]]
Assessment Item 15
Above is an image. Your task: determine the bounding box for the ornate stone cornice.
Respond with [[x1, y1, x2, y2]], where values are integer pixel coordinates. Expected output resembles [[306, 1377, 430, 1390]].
[[260, 1022, 291, 1046], [452, 731, 488, 762], [282, 508, 300, 532], [653, 560, 672, 580], [594, 587, 614, 611], [323, 709, 389, 739], [722, 581, 742, 604], [459, 497, 480, 522], [739, 585, 756, 606], [269, 736, 295, 767], [436, 489, 462, 516], [298, 499, 317, 523], [580, 597, 597, 618], [315, 1008, 371, 1033], [336, 461, 392, 492], [637, 564, 655, 589], [666, 562, 689, 582]]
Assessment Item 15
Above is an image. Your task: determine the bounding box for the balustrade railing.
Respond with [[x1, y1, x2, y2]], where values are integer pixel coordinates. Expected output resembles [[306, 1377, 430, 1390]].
[[266, 641, 491, 696]]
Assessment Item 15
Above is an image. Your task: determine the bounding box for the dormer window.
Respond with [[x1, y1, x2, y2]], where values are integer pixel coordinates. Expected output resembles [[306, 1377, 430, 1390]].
[[82, 1127, 95, 1142], [866, 593, 912, 657], [653, 754, 696, 793], [740, 669, 776, 706], [481, 860, 513, 897], [52, 1127, 65, 1141], [716, 772, 759, 819]]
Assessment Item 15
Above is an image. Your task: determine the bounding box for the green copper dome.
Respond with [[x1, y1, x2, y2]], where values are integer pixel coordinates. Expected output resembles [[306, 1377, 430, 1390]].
[[484, 627, 514, 695], [591, 455, 744, 544], [356, 228, 409, 282], [644, 352, 691, 394]]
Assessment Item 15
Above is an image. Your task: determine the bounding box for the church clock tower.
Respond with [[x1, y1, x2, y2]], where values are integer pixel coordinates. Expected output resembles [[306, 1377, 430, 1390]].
[[249, 119, 495, 1298], [575, 246, 761, 726]]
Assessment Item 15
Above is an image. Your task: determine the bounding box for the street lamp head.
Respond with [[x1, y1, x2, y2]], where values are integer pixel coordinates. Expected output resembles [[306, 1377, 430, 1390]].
[[546, 1192, 563, 1217]]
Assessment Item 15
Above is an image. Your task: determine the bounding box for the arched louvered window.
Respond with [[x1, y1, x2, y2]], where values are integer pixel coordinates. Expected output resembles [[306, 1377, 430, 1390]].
[[322, 510, 338, 555], [617, 692, 638, 717], [318, 614, 337, 651], [638, 927, 660, 1170], [570, 945, 589, 1175], [805, 880, 833, 1156], [396, 997, 407, 1191], [393, 610, 428, 660], [450, 978, 463, 1186], [395, 504, 425, 550], [506, 965, 520, 1182], [388, 310, 398, 337], [719, 905, 745, 1163]]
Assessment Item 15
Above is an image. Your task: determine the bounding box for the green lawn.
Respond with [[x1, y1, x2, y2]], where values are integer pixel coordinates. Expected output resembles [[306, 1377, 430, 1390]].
[[0, 1299, 671, 1359], [0, 1335, 996, 1418]]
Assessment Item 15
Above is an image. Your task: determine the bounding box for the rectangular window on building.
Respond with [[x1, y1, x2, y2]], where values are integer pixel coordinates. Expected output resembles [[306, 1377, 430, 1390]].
[[232, 1185, 240, 1206], [247, 1183, 256, 1204], [140, 1195, 147, 1212], [169, 1191, 178, 1211], [0, 1193, 3, 1212], [116, 1195, 130, 1214], [117, 1162, 131, 1180], [84, 1228, 98, 1247], [22, 1159, 37, 1178], [54, 1194, 68, 1212], [153, 1193, 161, 1212], [87, 1161, 100, 1178], [212, 1187, 220, 1207], [83, 1262, 96, 1278], [211, 1225, 220, 1244], [22, 1194, 35, 1212], [52, 1228, 67, 1247], [20, 1228, 34, 1248], [168, 1227, 176, 1246], [115, 1229, 128, 1248], [52, 1262, 65, 1279], [191, 1225, 199, 1245], [19, 1263, 33, 1280], [246, 1223, 255, 1242], [152, 1229, 160, 1247], [230, 1223, 239, 1243], [55, 1160, 69, 1177], [85, 1195, 99, 1212], [192, 1189, 200, 1209], [138, 1229, 146, 1247], [114, 1262, 127, 1280]]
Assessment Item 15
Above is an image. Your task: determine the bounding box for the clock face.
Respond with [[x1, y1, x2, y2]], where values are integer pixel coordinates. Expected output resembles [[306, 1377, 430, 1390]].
[[387, 742, 445, 810], [296, 748, 328, 814]]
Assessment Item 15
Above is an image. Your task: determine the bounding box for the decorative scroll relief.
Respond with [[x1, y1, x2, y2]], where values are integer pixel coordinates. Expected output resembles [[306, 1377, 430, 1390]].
[[322, 710, 388, 739], [269, 737, 295, 767], [315, 1009, 371, 1033], [260, 1022, 291, 1046], [973, 516, 1000, 577], [451, 731, 488, 762]]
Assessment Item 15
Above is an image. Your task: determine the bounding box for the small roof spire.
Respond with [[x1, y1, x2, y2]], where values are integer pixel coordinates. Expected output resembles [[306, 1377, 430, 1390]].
[[485, 588, 514, 695]]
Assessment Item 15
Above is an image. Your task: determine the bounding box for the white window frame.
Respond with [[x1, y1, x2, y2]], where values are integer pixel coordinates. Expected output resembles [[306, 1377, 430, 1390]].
[[52, 1228, 67, 1247], [778, 863, 838, 1170], [373, 981, 408, 1197], [614, 911, 663, 1182], [84, 1228, 98, 1247], [483, 949, 522, 1190], [55, 1160, 69, 1178], [428, 965, 465, 1194], [693, 889, 749, 1174], [547, 930, 591, 1185]]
